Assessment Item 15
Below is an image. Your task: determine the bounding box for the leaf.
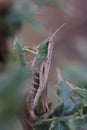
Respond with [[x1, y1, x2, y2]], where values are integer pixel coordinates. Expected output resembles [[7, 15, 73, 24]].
[[35, 118, 50, 130], [49, 119, 59, 130], [49, 119, 68, 130], [68, 83, 87, 105], [57, 80, 81, 115], [73, 86, 87, 106], [14, 38, 26, 66], [77, 81, 87, 89], [53, 103, 64, 117], [35, 125, 50, 130], [67, 116, 87, 130], [74, 87, 87, 100], [82, 105, 87, 114]]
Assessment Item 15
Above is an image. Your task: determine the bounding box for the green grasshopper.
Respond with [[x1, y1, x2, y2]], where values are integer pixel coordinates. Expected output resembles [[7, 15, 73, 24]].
[[24, 23, 66, 121], [14, 24, 66, 129]]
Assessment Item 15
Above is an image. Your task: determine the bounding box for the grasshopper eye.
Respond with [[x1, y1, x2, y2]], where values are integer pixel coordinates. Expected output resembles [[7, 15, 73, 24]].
[[46, 41, 49, 46]]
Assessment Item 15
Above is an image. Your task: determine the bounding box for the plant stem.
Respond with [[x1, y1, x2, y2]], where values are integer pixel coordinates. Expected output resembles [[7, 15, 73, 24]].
[[33, 113, 87, 128]]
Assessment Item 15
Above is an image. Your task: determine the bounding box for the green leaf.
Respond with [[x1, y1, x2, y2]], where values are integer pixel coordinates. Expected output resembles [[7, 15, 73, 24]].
[[67, 116, 87, 130], [74, 87, 87, 100], [77, 81, 87, 89], [57, 80, 80, 115], [49, 119, 68, 130], [53, 103, 64, 117], [35, 120, 50, 130], [82, 105, 87, 114], [35, 125, 50, 130], [49, 119, 59, 130], [14, 38, 26, 66], [71, 85, 87, 106]]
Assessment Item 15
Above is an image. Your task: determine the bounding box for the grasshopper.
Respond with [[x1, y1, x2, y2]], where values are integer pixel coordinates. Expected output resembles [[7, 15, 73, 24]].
[[25, 23, 66, 121]]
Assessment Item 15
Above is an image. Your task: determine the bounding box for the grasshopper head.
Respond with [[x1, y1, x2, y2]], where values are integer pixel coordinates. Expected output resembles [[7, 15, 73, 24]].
[[37, 23, 66, 62], [38, 40, 48, 54], [36, 40, 49, 62]]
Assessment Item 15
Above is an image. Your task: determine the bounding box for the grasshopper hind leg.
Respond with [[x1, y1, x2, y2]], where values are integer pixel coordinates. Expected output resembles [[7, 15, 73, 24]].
[[41, 88, 49, 113]]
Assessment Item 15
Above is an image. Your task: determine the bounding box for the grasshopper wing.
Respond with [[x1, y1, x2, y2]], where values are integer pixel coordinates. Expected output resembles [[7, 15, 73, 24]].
[[33, 40, 54, 110]]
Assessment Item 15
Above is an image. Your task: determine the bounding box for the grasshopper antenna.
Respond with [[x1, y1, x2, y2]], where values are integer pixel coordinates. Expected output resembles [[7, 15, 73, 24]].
[[49, 23, 66, 41], [48, 28, 52, 39]]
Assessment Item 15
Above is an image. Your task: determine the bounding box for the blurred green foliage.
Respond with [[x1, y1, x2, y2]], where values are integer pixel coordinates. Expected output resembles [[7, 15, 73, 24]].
[[34, 78, 87, 130], [14, 38, 26, 66], [0, 1, 32, 129], [0, 66, 31, 130], [61, 63, 87, 82]]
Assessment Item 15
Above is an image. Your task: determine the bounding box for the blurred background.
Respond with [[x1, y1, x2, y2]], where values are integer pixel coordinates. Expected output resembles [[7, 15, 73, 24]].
[[18, 0, 87, 84], [0, 0, 87, 130]]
